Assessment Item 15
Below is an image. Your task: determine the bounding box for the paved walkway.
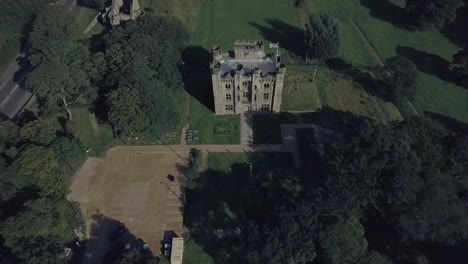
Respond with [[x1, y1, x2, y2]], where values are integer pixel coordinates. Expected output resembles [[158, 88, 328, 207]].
[[240, 112, 253, 145]]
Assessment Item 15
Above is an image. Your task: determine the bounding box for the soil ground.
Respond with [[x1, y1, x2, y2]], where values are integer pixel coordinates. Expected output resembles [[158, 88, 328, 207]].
[[70, 147, 188, 263]]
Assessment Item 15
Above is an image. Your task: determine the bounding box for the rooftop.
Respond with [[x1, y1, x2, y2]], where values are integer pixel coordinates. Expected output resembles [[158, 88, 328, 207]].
[[219, 57, 277, 76]]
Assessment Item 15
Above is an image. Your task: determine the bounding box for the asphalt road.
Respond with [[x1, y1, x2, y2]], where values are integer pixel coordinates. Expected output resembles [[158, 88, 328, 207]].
[[0, 0, 89, 120]]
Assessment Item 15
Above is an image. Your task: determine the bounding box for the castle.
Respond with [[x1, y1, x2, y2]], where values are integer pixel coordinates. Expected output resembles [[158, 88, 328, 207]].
[[211, 41, 286, 115]]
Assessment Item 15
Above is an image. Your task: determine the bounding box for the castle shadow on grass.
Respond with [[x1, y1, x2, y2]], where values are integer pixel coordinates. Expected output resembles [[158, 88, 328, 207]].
[[249, 18, 305, 60]]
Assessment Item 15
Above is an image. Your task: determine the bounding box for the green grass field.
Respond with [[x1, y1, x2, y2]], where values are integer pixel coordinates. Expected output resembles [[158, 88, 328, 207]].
[[207, 153, 249, 171], [282, 65, 403, 122], [192, 0, 302, 62], [140, 0, 202, 30], [188, 99, 240, 144], [69, 107, 114, 152], [306, 0, 468, 123]]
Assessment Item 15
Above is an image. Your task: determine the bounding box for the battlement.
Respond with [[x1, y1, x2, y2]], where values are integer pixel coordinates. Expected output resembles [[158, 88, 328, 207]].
[[233, 40, 265, 59]]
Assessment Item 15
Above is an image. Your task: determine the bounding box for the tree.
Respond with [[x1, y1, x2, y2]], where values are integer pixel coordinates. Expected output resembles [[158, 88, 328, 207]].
[[12, 146, 67, 198], [50, 136, 85, 166], [100, 15, 188, 137], [1, 198, 79, 264], [107, 86, 148, 137], [112, 248, 160, 264], [405, 0, 464, 29], [26, 7, 94, 119], [186, 148, 201, 188], [244, 206, 317, 264], [304, 13, 341, 60], [20, 118, 59, 146], [317, 214, 368, 264], [385, 56, 418, 102], [452, 46, 468, 88]]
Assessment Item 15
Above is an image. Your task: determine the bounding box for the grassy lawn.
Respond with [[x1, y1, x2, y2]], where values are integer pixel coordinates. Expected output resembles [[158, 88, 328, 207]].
[[282, 65, 322, 111], [140, 0, 202, 31], [69, 107, 114, 153], [188, 99, 240, 144], [283, 65, 403, 122], [306, 0, 468, 123], [183, 235, 215, 264], [192, 0, 302, 62], [207, 153, 249, 171]]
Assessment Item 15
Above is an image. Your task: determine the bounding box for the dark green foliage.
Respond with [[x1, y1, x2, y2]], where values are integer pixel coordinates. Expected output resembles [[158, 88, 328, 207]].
[[12, 146, 68, 198], [111, 248, 161, 264], [0, 0, 53, 51], [19, 118, 60, 146], [100, 14, 189, 137], [26, 6, 94, 117], [49, 136, 85, 166], [385, 56, 418, 102], [317, 214, 368, 264], [324, 118, 468, 246], [244, 206, 317, 264], [0, 198, 79, 264], [452, 47, 468, 88], [77, 0, 106, 10], [405, 0, 464, 29], [186, 148, 201, 189], [304, 13, 341, 60]]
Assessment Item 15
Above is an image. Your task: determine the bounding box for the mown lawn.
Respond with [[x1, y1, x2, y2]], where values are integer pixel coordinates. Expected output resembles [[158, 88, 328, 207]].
[[188, 99, 240, 144], [192, 0, 302, 62], [140, 0, 202, 30], [282, 65, 322, 111], [183, 235, 215, 264], [207, 153, 249, 171], [306, 0, 468, 123], [69, 107, 115, 153], [282, 65, 403, 123]]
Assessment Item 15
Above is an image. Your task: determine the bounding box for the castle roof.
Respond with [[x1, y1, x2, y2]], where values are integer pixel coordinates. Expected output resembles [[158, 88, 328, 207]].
[[219, 58, 276, 76]]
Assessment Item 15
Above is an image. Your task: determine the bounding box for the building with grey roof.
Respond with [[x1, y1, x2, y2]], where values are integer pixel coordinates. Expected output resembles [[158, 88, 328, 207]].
[[211, 40, 286, 115]]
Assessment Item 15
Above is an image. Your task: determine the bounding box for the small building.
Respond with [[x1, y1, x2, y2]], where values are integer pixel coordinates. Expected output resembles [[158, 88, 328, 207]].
[[170, 237, 184, 264], [211, 40, 286, 115]]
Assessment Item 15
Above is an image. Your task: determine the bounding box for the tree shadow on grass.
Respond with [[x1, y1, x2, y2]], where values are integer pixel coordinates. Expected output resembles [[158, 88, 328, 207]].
[[184, 153, 303, 263], [70, 214, 162, 264], [359, 0, 409, 29], [181, 45, 214, 112], [442, 7, 468, 48], [396, 46, 455, 84], [249, 19, 305, 60], [424, 111, 468, 134], [325, 57, 394, 101]]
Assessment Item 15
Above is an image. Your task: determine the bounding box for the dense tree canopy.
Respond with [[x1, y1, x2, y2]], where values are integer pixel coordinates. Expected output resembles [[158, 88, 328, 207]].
[[26, 7, 94, 119], [304, 13, 341, 60], [385, 56, 418, 102], [405, 0, 464, 29], [1, 198, 78, 264], [452, 46, 468, 88], [99, 15, 189, 137], [12, 147, 67, 198]]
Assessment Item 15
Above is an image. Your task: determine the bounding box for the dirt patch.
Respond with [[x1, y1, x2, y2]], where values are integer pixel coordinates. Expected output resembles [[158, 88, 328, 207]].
[[70, 146, 188, 263]]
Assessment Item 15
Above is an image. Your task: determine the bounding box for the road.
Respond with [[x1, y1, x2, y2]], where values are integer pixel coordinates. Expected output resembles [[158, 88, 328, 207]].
[[0, 0, 88, 119]]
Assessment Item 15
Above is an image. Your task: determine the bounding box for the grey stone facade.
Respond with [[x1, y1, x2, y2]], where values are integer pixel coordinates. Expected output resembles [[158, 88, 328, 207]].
[[211, 41, 285, 115]]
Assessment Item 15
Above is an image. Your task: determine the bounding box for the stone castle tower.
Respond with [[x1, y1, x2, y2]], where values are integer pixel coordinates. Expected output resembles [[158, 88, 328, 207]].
[[211, 40, 286, 115]]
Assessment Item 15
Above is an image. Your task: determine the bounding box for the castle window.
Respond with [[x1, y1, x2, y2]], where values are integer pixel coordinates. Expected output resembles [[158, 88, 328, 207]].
[[226, 84, 232, 89], [237, 95, 240, 101], [243, 92, 248, 98], [254, 95, 257, 101], [255, 85, 257, 90], [226, 94, 232, 100], [261, 104, 270, 110], [225, 105, 233, 111], [263, 93, 270, 100], [237, 86, 240, 90]]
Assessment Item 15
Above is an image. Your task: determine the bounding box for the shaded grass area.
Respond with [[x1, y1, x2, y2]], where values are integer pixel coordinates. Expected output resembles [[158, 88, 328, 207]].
[[207, 152, 295, 171], [140, 0, 202, 31], [192, 0, 302, 62], [283, 65, 402, 122], [207, 153, 249, 171], [252, 110, 366, 144], [282, 66, 322, 111], [188, 99, 240, 144], [69, 107, 114, 152], [184, 151, 298, 262], [306, 0, 468, 123], [183, 235, 215, 264]]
